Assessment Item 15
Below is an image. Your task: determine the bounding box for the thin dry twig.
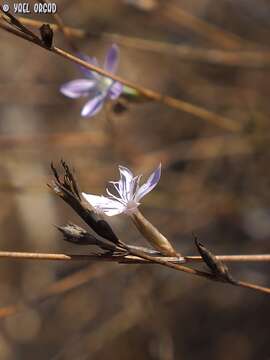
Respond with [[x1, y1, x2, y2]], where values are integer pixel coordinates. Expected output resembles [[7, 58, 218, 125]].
[[0, 249, 269, 295], [126, 247, 270, 295], [0, 250, 269, 263], [17, 17, 270, 68], [185, 254, 270, 262], [0, 251, 112, 261], [162, 3, 252, 49]]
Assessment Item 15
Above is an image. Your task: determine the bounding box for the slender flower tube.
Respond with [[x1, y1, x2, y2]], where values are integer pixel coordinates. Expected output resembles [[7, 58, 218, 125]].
[[60, 44, 123, 118], [82, 164, 178, 256], [130, 209, 178, 256]]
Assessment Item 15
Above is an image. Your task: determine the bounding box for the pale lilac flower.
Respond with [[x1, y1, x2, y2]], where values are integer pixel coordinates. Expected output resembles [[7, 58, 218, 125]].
[[82, 164, 161, 216], [60, 44, 123, 118]]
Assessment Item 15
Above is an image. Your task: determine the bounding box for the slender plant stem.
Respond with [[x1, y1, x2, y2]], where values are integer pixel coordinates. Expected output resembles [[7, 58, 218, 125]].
[[126, 248, 270, 295], [17, 17, 270, 68], [185, 254, 270, 262], [162, 3, 250, 49], [0, 250, 270, 294], [0, 251, 269, 263], [0, 251, 103, 261]]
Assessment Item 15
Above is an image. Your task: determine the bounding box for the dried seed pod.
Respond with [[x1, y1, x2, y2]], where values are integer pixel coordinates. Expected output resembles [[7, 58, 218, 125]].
[[57, 224, 97, 245], [57, 223, 117, 252], [194, 236, 234, 283], [61, 160, 81, 200], [40, 24, 53, 48], [50, 161, 120, 245]]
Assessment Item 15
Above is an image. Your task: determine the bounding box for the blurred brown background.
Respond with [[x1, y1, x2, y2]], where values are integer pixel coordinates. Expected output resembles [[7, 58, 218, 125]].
[[0, 0, 269, 359]]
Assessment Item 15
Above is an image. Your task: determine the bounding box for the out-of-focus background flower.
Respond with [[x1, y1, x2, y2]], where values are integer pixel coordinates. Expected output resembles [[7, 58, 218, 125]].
[[0, 0, 269, 359]]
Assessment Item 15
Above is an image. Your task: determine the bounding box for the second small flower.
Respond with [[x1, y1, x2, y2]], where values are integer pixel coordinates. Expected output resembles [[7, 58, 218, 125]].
[[60, 44, 123, 118]]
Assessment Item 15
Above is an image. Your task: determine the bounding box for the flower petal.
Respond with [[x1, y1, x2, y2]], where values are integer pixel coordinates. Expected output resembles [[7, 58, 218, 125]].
[[78, 53, 100, 78], [117, 165, 135, 201], [135, 164, 161, 201], [82, 193, 125, 216], [81, 94, 105, 117], [130, 175, 142, 198], [119, 165, 134, 181], [104, 44, 119, 74], [108, 81, 123, 100], [60, 79, 96, 99]]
